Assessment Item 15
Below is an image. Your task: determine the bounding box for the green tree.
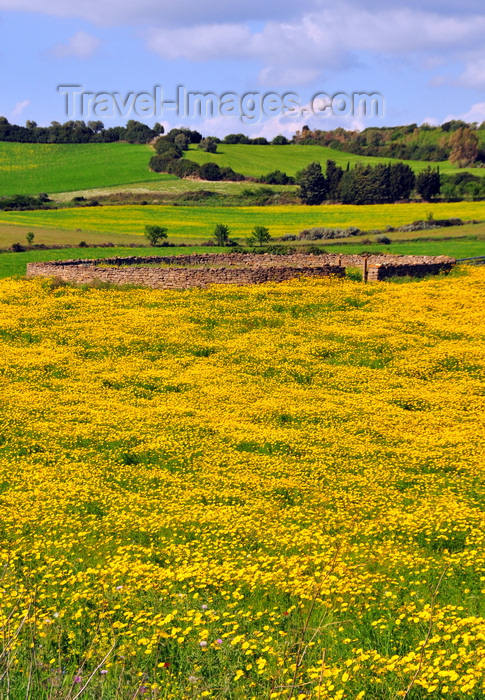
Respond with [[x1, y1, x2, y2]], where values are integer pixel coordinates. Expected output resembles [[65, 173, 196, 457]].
[[271, 134, 289, 145], [416, 167, 441, 201], [325, 160, 343, 200], [214, 223, 230, 246], [389, 162, 415, 201], [174, 133, 190, 150], [144, 224, 168, 246], [26, 232, 34, 246], [199, 137, 218, 153], [298, 162, 327, 205], [337, 169, 357, 204], [250, 225, 271, 247]]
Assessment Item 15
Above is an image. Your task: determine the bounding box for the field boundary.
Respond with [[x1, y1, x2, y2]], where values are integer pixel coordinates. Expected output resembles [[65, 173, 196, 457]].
[[26, 252, 456, 288]]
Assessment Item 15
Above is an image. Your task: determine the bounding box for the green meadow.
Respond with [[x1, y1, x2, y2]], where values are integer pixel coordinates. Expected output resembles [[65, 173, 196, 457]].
[[2, 141, 485, 200], [1, 202, 484, 241], [0, 142, 173, 196], [183, 143, 485, 178], [1, 237, 484, 279]]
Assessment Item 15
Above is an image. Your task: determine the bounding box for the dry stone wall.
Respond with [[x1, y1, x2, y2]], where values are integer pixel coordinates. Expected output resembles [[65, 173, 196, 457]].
[[26, 252, 455, 289]]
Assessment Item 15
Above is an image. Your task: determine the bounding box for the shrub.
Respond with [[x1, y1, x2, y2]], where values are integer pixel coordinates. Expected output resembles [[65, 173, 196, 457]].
[[396, 218, 464, 232], [304, 245, 328, 255], [166, 159, 200, 178], [149, 155, 173, 172], [298, 226, 361, 240], [0, 194, 47, 211], [219, 167, 245, 182], [175, 190, 218, 204], [240, 187, 275, 205], [223, 134, 250, 144], [154, 137, 183, 157], [200, 163, 222, 181], [259, 170, 295, 185], [376, 235, 392, 244]]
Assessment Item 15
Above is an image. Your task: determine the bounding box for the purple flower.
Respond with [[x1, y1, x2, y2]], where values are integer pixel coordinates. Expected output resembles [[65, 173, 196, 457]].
[[100, 669, 108, 675], [216, 639, 223, 644], [74, 676, 82, 684], [199, 640, 207, 647]]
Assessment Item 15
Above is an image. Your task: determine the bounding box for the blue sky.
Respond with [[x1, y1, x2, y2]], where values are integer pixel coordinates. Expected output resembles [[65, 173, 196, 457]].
[[2, 1, 485, 137]]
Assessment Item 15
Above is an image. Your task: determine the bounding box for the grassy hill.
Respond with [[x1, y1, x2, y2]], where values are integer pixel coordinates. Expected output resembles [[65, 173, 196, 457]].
[[0, 142, 173, 196], [184, 143, 485, 178], [2, 141, 485, 200]]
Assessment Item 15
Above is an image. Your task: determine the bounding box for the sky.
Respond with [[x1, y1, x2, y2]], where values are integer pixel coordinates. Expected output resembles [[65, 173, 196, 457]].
[[1, 0, 485, 137]]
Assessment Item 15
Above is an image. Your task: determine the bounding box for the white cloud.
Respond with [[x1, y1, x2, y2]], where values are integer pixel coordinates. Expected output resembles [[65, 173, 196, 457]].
[[146, 24, 252, 62], [10, 99, 29, 119], [52, 31, 100, 59], [144, 5, 485, 86], [3, 1, 485, 88], [457, 56, 485, 90], [445, 102, 485, 124], [422, 116, 439, 126]]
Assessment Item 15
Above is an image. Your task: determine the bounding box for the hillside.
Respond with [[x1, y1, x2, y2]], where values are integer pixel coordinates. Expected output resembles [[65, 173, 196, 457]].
[[2, 139, 485, 201], [0, 142, 173, 196], [183, 143, 484, 178], [292, 122, 485, 162]]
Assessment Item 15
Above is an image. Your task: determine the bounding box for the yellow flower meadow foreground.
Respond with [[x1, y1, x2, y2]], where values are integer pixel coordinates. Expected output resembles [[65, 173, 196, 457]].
[[0, 268, 484, 699]]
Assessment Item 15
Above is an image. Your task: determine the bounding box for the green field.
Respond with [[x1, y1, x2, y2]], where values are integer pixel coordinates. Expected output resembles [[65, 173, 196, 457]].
[[1, 202, 484, 241], [0, 239, 482, 279], [52, 178, 276, 202], [0, 142, 172, 196], [184, 143, 485, 178], [0, 246, 220, 278], [2, 141, 485, 200], [1, 231, 484, 279]]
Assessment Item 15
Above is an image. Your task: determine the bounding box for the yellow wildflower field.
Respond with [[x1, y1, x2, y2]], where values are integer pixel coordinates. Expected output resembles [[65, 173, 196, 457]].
[[0, 268, 484, 698]]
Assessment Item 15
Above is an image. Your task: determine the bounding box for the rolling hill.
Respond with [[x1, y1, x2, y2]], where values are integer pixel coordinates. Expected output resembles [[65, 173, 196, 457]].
[[183, 143, 485, 178], [1, 140, 485, 199], [0, 142, 173, 196]]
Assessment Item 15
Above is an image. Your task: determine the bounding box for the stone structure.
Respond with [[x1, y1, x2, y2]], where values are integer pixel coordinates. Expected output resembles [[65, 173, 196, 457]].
[[26, 252, 455, 289]]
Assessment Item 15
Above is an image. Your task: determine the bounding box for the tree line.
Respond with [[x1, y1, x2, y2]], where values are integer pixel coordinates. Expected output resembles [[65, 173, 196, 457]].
[[298, 161, 441, 205], [149, 129, 246, 182], [0, 117, 164, 144], [293, 122, 484, 166]]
